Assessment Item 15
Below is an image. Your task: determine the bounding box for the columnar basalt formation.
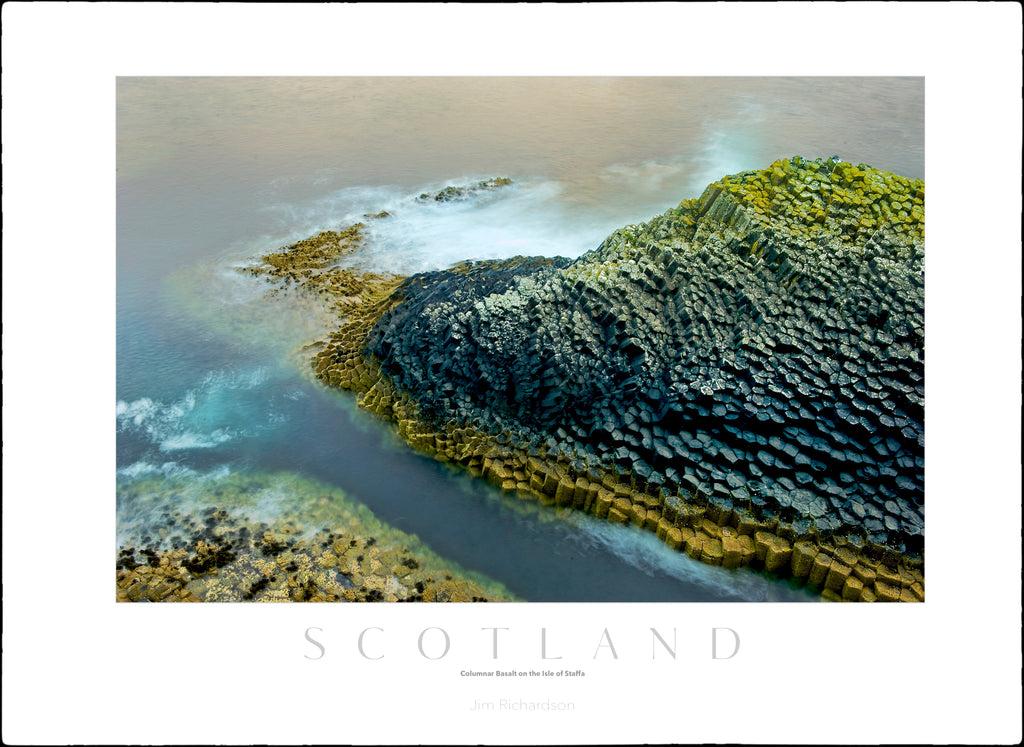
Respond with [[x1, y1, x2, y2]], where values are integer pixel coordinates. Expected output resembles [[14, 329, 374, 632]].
[[116, 473, 515, 602], [260, 160, 925, 602]]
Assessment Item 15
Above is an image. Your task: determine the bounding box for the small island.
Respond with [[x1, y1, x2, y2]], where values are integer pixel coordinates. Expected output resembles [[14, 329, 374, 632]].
[[227, 157, 925, 602]]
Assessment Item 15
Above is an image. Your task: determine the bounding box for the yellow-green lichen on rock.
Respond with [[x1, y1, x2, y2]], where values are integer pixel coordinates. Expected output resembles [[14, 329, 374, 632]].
[[695, 156, 924, 246]]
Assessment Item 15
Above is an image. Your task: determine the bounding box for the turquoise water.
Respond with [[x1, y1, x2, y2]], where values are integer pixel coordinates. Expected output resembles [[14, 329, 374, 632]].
[[116, 77, 924, 601]]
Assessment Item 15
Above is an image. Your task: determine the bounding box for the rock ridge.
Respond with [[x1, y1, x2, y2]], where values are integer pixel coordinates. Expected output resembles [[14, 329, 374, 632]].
[[257, 160, 926, 601]]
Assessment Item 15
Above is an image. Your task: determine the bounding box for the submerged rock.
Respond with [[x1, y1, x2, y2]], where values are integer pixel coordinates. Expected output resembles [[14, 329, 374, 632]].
[[116, 471, 517, 603], [263, 159, 926, 601], [417, 176, 513, 202]]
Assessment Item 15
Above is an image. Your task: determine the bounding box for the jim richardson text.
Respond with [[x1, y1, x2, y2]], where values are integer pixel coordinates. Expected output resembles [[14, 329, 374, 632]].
[[470, 698, 574, 712]]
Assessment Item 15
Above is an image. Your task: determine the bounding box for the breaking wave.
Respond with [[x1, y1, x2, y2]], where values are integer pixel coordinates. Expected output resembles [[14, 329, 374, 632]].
[[115, 366, 295, 454], [563, 512, 820, 602]]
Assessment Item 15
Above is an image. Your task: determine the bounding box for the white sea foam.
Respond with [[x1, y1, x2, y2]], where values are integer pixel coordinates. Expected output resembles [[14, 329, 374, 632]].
[[259, 183, 407, 246], [201, 366, 269, 391], [117, 460, 201, 480], [116, 397, 160, 425], [117, 460, 230, 483], [116, 463, 235, 548], [258, 177, 632, 277], [251, 143, 775, 281], [682, 100, 769, 198], [687, 129, 764, 197], [159, 429, 234, 451], [353, 180, 606, 274], [116, 366, 278, 452], [563, 512, 818, 602]]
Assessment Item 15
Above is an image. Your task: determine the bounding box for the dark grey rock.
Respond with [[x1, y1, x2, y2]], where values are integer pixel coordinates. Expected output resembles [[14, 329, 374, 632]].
[[364, 162, 924, 558]]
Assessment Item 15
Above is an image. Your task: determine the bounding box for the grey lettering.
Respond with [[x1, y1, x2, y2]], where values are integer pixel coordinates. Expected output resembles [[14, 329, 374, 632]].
[[482, 627, 508, 659], [358, 627, 384, 660], [712, 627, 740, 659], [304, 626, 325, 660], [418, 626, 451, 660], [541, 627, 562, 660], [593, 628, 618, 659], [651, 627, 677, 659]]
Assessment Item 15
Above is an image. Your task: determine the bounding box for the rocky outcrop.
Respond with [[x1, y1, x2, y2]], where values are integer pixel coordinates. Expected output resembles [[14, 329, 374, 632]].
[[116, 472, 515, 603], [417, 176, 513, 202], [266, 160, 926, 601]]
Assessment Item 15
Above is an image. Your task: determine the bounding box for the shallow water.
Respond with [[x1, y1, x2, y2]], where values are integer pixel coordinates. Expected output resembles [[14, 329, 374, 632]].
[[117, 76, 923, 601]]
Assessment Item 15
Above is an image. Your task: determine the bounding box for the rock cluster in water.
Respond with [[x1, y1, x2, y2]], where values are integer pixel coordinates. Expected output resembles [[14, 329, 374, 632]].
[[417, 176, 513, 203], [116, 473, 515, 603], [262, 160, 926, 602]]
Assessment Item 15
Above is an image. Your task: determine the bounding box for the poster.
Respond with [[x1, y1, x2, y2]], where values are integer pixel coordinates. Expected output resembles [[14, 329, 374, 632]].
[[3, 4, 1021, 744]]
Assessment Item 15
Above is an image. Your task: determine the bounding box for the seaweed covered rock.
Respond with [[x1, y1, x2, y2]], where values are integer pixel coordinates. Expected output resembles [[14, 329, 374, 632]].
[[116, 472, 516, 603], [417, 176, 513, 202], [364, 157, 924, 567]]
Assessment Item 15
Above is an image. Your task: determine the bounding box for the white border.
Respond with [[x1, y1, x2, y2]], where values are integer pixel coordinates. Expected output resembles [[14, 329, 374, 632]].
[[3, 3, 1021, 745]]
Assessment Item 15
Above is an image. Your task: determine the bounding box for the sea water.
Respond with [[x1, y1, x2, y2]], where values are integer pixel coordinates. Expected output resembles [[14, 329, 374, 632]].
[[117, 77, 924, 601]]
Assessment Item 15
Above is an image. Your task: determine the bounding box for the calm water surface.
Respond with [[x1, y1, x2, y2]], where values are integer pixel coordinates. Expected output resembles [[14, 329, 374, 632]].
[[116, 77, 924, 601]]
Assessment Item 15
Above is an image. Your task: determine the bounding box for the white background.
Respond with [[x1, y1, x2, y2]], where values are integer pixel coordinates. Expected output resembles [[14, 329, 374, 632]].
[[3, 3, 1021, 745]]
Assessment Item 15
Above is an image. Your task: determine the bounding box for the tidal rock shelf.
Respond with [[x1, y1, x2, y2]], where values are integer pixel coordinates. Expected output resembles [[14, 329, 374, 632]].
[[116, 472, 516, 602], [260, 159, 925, 602]]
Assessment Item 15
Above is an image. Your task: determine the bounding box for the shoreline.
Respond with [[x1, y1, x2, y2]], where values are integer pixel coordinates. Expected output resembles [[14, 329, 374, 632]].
[[241, 161, 925, 602], [116, 471, 518, 603]]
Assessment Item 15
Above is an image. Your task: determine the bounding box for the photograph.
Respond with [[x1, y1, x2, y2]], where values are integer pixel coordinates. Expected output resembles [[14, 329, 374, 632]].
[[115, 76, 925, 606]]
